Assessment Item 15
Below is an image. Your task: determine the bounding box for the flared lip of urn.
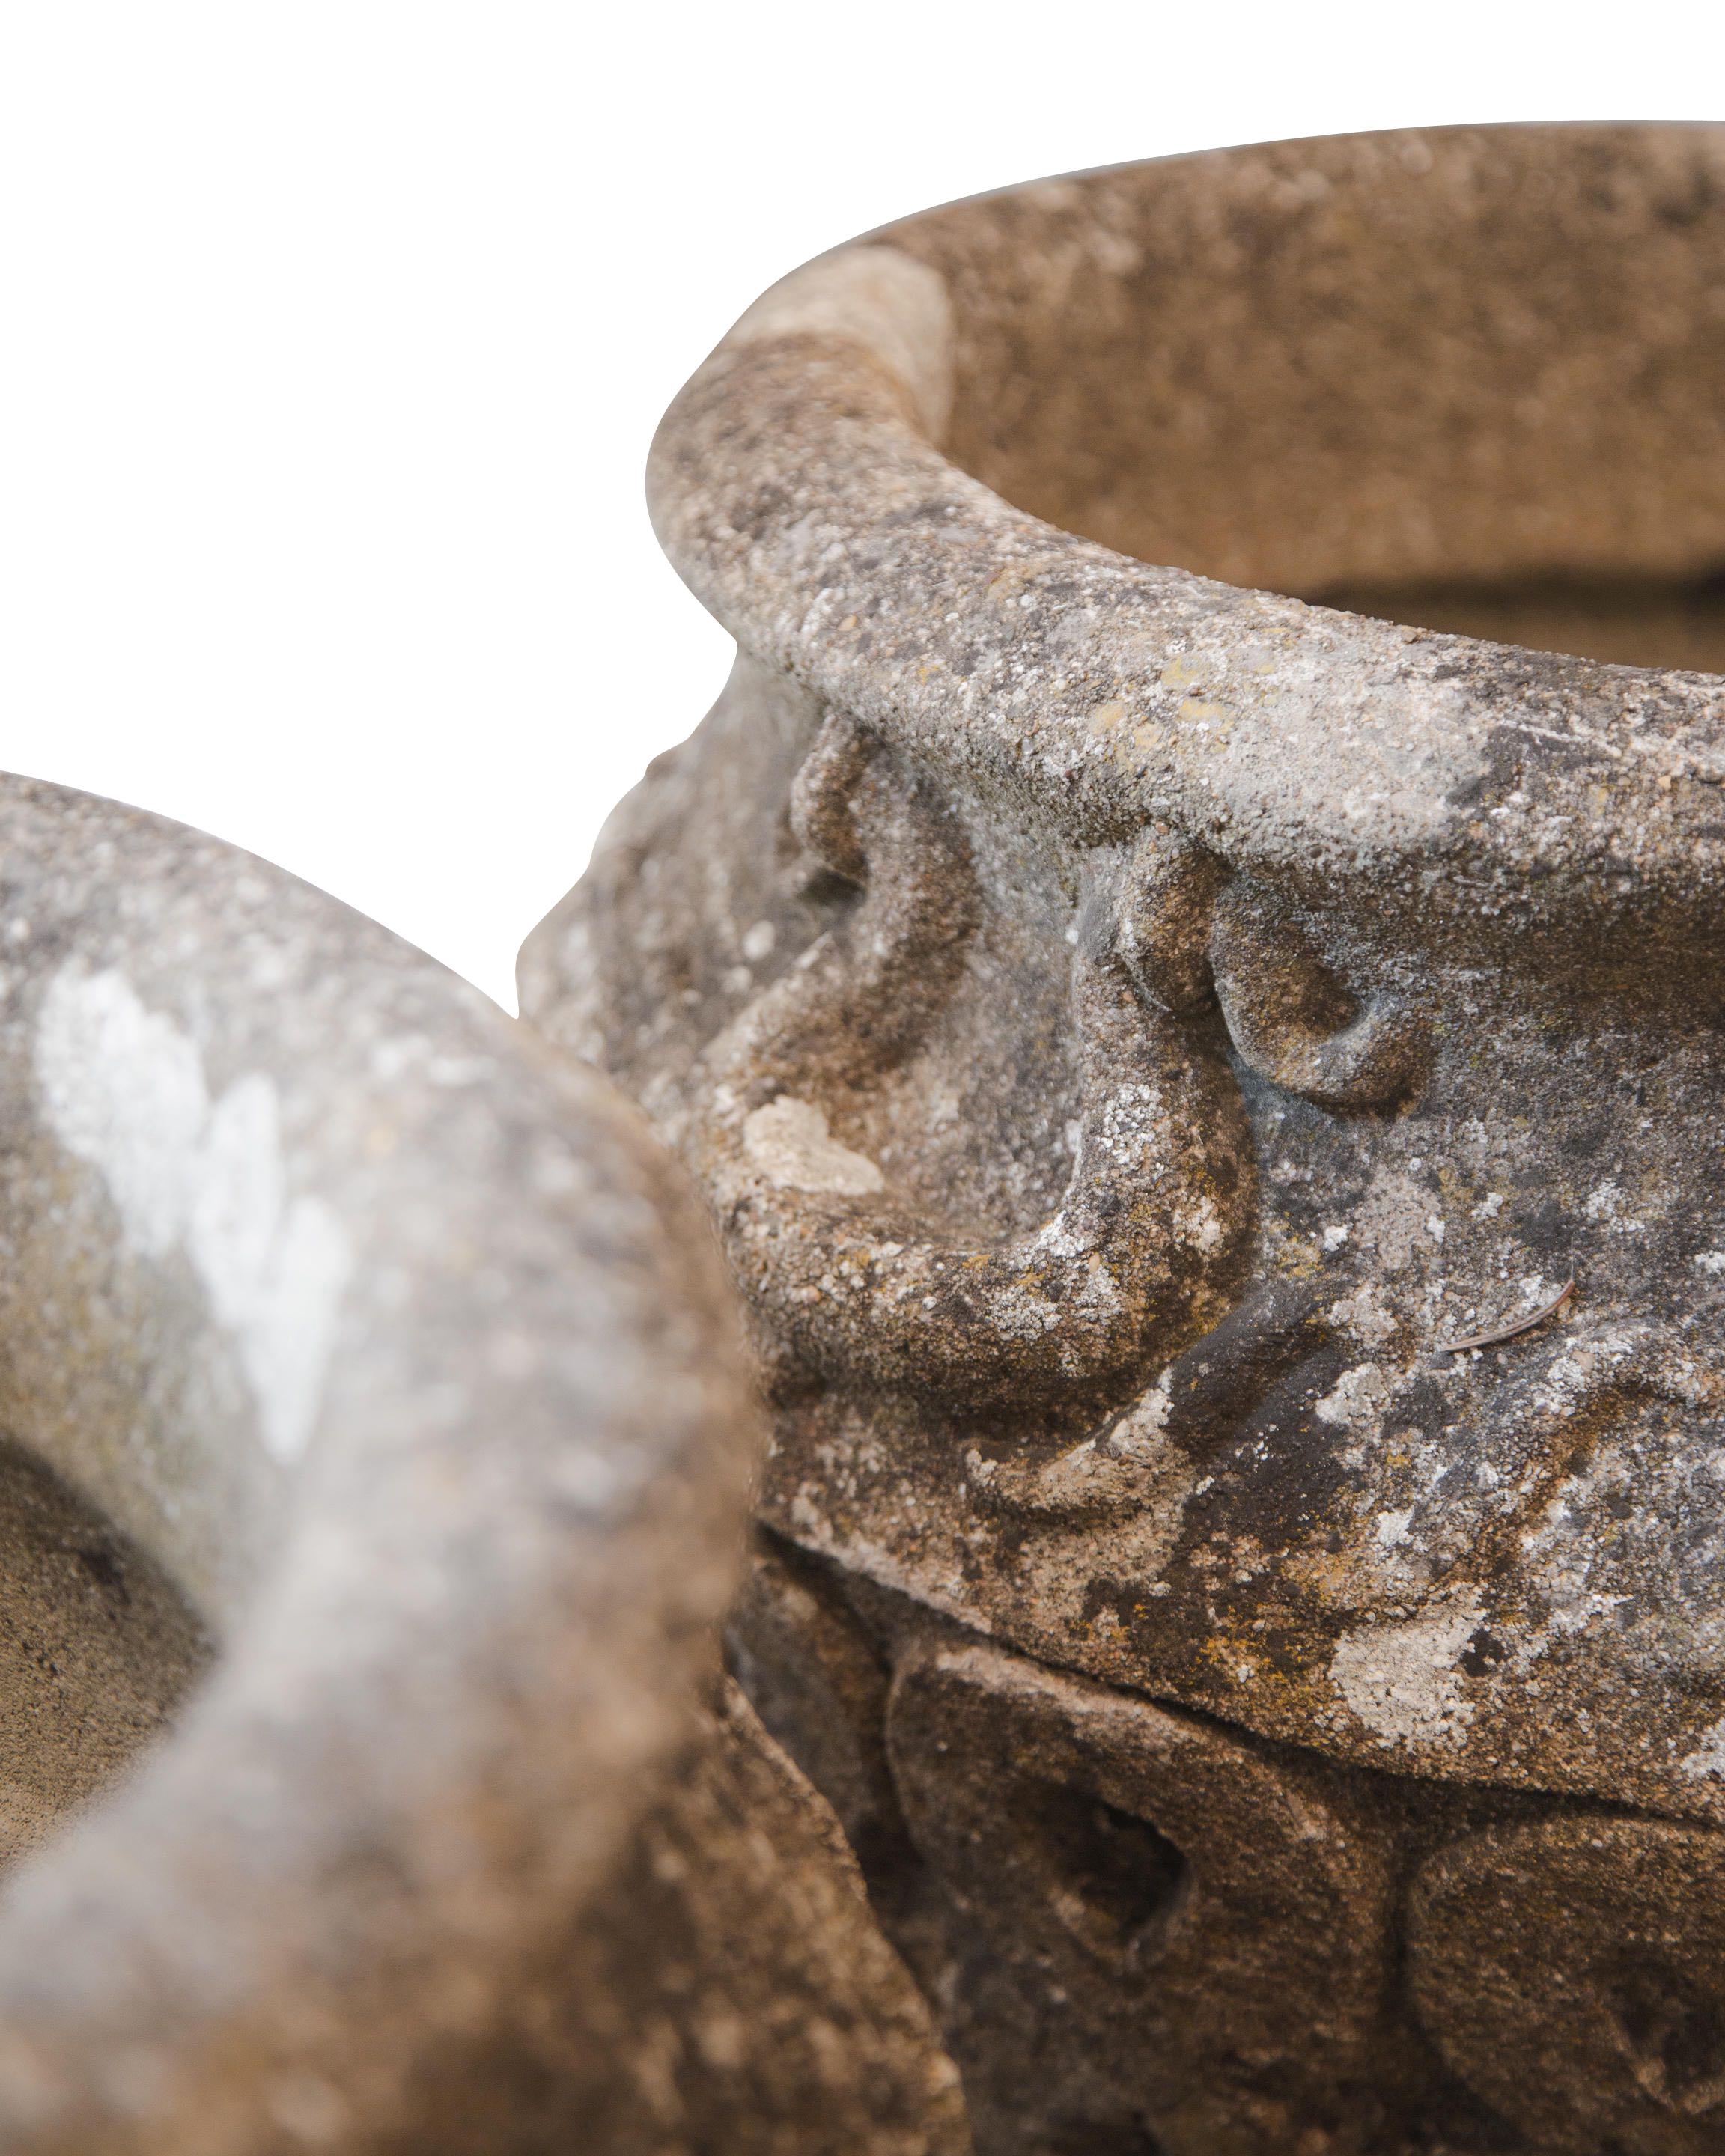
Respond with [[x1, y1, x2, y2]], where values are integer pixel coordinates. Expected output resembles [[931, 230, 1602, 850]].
[[647, 121, 1725, 996]]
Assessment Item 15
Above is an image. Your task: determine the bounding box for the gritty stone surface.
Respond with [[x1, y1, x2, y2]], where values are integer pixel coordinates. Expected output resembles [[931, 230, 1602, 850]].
[[522, 124, 1725, 2153], [0, 774, 776, 2152], [406, 1680, 971, 2156], [743, 1094, 886, 1194], [0, 1439, 207, 1872]]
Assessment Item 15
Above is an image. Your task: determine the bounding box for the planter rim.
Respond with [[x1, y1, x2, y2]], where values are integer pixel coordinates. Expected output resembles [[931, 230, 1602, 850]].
[[648, 121, 1725, 969]]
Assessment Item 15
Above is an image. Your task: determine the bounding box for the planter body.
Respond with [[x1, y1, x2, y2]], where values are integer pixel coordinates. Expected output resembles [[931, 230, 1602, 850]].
[[523, 125, 1725, 2155]]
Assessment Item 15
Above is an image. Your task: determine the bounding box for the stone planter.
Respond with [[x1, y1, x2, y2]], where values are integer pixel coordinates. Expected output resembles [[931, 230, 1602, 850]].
[[524, 124, 1725, 2154], [0, 781, 967, 2154]]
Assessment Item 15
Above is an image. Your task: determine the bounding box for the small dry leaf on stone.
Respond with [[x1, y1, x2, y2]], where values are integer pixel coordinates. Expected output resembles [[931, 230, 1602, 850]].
[[1435, 1279, 1575, 1356]]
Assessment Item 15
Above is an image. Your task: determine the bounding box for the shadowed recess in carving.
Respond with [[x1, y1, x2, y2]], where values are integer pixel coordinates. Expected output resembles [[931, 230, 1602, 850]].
[[1610, 1951, 1725, 2116], [981, 1279, 1329, 1523], [1109, 835, 1428, 1115], [1003, 1779, 1192, 1961], [1040, 2116, 1166, 2156], [1410, 1815, 1725, 2151], [1207, 882, 1428, 1112], [887, 1640, 1392, 2156]]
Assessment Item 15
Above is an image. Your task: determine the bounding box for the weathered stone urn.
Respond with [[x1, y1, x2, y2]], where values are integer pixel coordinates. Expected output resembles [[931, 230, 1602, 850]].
[[0, 782, 963, 2152], [523, 124, 1725, 2155]]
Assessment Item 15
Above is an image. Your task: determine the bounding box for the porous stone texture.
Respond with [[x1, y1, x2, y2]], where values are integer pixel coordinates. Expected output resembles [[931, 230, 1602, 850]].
[[0, 774, 955, 2152], [410, 1678, 970, 2156], [522, 125, 1725, 2153]]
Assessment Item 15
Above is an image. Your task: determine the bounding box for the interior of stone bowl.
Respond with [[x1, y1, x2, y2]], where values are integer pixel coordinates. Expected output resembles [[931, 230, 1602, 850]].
[[0, 1432, 207, 1872], [877, 124, 1725, 673]]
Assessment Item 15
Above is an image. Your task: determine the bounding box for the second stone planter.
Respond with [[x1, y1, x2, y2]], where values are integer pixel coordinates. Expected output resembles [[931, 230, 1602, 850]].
[[525, 123, 1725, 2156]]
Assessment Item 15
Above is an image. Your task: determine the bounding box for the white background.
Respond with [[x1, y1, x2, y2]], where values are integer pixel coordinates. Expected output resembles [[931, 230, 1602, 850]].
[[0, 5, 1717, 1008]]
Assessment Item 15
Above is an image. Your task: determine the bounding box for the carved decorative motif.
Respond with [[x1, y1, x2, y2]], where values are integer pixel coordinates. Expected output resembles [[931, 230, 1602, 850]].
[[687, 710, 1255, 1408]]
